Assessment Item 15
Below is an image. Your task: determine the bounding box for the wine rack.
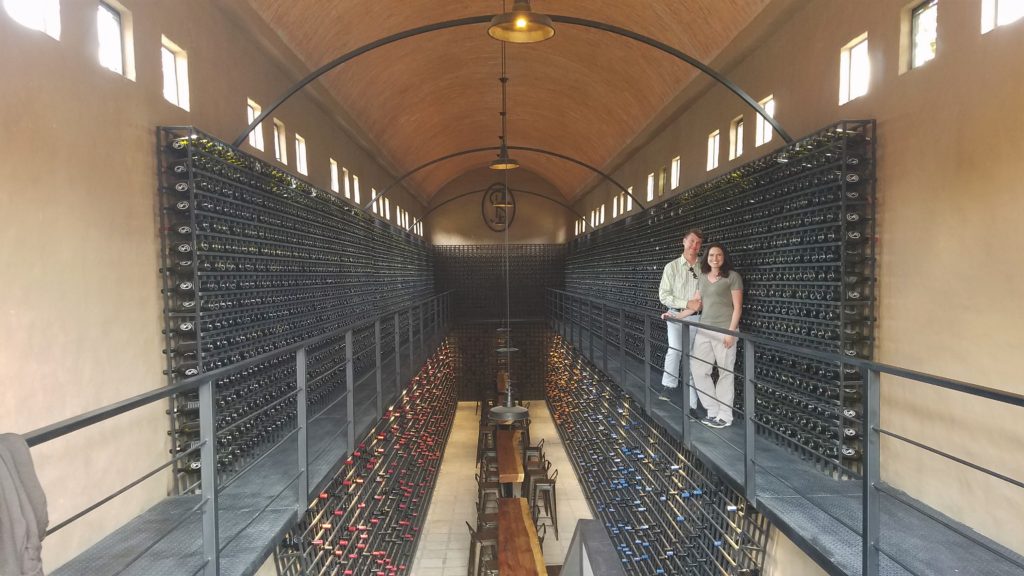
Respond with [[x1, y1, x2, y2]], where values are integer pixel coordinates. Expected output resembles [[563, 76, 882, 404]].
[[158, 127, 434, 492], [274, 344, 456, 576], [566, 121, 876, 474], [434, 244, 564, 321], [547, 339, 768, 576], [450, 321, 552, 400]]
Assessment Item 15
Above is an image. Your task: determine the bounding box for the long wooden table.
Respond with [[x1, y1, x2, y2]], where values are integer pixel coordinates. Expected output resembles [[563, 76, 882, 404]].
[[498, 498, 547, 576], [496, 429, 524, 496]]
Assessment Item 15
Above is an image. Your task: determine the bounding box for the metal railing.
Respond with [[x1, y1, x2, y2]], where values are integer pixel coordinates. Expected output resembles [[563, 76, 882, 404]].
[[547, 288, 1024, 576], [24, 291, 452, 576]]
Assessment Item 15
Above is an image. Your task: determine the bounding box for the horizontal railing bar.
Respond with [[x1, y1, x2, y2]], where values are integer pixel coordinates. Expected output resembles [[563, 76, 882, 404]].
[[876, 428, 1024, 490], [550, 289, 1024, 408], [25, 380, 196, 447], [46, 443, 204, 536], [23, 291, 451, 448]]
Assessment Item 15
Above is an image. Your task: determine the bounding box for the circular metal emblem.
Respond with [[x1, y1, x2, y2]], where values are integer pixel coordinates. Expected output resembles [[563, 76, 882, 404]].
[[481, 183, 516, 232]]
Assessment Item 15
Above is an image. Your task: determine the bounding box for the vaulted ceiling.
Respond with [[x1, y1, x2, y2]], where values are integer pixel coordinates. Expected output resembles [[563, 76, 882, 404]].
[[244, 1, 772, 203]]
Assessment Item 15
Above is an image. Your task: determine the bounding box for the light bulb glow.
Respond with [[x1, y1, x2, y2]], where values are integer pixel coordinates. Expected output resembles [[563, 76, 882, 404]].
[[515, 17, 527, 29]]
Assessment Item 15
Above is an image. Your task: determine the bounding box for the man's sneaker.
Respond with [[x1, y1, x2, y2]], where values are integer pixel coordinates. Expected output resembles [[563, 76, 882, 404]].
[[703, 417, 729, 429], [658, 387, 676, 401], [688, 408, 702, 420]]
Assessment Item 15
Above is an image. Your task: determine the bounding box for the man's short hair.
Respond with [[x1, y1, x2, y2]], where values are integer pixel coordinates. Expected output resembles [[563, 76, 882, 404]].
[[683, 228, 704, 241]]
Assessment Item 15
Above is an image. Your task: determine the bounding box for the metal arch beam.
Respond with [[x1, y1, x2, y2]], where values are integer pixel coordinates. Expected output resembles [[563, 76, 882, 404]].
[[409, 186, 589, 231], [231, 15, 793, 149], [362, 145, 641, 215]]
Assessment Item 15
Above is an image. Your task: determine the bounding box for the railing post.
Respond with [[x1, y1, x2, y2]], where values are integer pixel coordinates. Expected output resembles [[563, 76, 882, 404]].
[[345, 330, 355, 454], [743, 340, 756, 505], [375, 320, 383, 417], [601, 303, 608, 373], [394, 312, 401, 396], [198, 377, 219, 576], [618, 308, 626, 386], [863, 367, 881, 576], [407, 308, 414, 377], [587, 300, 594, 361], [643, 315, 652, 412], [296, 348, 309, 514], [680, 320, 692, 449]]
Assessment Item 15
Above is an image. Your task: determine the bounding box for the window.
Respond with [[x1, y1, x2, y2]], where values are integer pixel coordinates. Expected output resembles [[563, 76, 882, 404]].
[[246, 99, 264, 151], [839, 34, 870, 105], [329, 159, 339, 192], [707, 130, 720, 171], [384, 197, 391, 221], [729, 117, 744, 160], [372, 191, 379, 214], [755, 96, 775, 147], [98, 2, 133, 79], [160, 36, 189, 110], [670, 157, 681, 190], [272, 119, 287, 164], [600, 204, 606, 225], [3, 0, 60, 39], [352, 175, 360, 204], [646, 173, 655, 202], [342, 167, 351, 198], [295, 134, 308, 175], [982, 0, 1024, 32], [909, 1, 938, 69], [612, 195, 619, 218], [626, 187, 633, 212], [658, 166, 668, 197]]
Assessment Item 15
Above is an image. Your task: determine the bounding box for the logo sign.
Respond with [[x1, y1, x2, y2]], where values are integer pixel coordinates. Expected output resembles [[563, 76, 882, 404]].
[[482, 183, 517, 232]]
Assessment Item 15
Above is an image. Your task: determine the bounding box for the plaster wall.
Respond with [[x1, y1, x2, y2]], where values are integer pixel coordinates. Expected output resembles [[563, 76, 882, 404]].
[[577, 0, 1024, 558], [0, 1, 421, 570], [427, 167, 575, 245]]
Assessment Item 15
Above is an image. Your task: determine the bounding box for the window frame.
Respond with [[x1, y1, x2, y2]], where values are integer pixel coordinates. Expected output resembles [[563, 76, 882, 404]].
[[3, 0, 61, 40], [755, 96, 775, 147], [160, 35, 189, 111], [729, 116, 744, 160], [272, 119, 287, 164], [329, 159, 339, 192], [839, 33, 870, 105], [982, 0, 1024, 33], [670, 157, 681, 190], [246, 99, 264, 151], [646, 173, 655, 202], [707, 130, 721, 171], [294, 134, 308, 175], [910, 0, 938, 69]]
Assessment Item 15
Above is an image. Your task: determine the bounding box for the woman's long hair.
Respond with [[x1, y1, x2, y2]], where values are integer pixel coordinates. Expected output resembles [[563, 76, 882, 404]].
[[700, 242, 734, 278]]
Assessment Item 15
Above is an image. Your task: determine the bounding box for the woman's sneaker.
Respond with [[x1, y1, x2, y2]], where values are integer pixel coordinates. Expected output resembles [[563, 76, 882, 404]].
[[703, 417, 729, 429]]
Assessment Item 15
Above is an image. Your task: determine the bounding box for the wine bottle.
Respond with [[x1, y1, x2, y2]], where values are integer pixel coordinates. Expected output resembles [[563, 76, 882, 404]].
[[164, 362, 200, 377]]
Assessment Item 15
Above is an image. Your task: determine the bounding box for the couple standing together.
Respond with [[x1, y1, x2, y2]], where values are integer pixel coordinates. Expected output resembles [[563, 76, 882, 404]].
[[658, 229, 743, 429]]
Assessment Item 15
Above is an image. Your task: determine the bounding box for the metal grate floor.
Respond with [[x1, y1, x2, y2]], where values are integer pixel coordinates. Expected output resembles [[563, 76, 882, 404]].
[[564, 327, 1024, 576]]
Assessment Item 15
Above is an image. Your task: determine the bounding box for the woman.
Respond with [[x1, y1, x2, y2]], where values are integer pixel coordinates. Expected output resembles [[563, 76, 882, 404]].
[[690, 243, 743, 428]]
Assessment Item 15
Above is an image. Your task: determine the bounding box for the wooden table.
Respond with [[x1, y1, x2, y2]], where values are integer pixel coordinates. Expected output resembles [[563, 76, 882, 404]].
[[498, 498, 547, 576], [496, 429, 524, 496]]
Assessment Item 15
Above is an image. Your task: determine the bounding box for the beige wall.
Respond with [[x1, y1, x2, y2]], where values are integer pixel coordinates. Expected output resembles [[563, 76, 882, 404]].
[[763, 527, 830, 576], [575, 0, 1024, 562], [427, 167, 575, 245], [0, 1, 422, 570]]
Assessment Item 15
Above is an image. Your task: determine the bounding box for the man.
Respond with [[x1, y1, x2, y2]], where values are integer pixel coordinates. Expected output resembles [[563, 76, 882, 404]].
[[658, 229, 704, 414]]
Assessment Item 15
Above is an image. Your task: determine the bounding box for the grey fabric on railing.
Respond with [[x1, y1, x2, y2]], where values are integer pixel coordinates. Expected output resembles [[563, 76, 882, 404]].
[[0, 433, 48, 576]]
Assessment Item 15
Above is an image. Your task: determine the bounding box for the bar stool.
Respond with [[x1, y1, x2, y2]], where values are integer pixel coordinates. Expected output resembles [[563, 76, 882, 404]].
[[476, 499, 499, 529], [466, 521, 497, 576], [525, 438, 545, 465], [524, 459, 551, 507], [477, 426, 496, 461], [476, 472, 501, 513], [532, 469, 559, 540]]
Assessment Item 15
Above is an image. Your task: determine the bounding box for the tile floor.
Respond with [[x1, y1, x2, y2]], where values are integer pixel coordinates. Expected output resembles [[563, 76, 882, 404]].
[[409, 401, 592, 576]]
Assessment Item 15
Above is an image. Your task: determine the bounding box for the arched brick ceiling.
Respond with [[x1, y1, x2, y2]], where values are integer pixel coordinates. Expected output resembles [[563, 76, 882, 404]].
[[244, 0, 771, 202]]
